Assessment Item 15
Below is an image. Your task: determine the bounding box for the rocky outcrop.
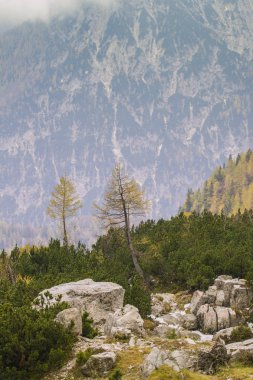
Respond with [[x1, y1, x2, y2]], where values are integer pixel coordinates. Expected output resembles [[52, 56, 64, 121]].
[[81, 352, 116, 378], [104, 304, 144, 337], [190, 276, 252, 333], [36, 279, 124, 325], [226, 338, 253, 362], [192, 276, 252, 312], [197, 305, 239, 334], [141, 342, 227, 377], [55, 308, 82, 335]]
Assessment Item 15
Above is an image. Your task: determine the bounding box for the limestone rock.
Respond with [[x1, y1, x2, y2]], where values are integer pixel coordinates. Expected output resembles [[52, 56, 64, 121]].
[[190, 291, 207, 315], [151, 293, 178, 317], [104, 304, 144, 336], [213, 327, 237, 343], [191, 276, 252, 317], [55, 307, 82, 335], [141, 346, 197, 377], [181, 314, 198, 330], [36, 279, 124, 325], [197, 305, 238, 334], [226, 338, 253, 362], [153, 324, 171, 338], [81, 351, 116, 377]]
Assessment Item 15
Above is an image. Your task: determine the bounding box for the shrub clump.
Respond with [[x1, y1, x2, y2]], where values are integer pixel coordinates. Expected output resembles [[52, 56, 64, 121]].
[[230, 325, 253, 343], [82, 312, 98, 338]]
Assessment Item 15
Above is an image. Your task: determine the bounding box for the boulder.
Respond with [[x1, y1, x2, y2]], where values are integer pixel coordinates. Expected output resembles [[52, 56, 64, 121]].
[[153, 324, 172, 338], [190, 276, 252, 318], [141, 342, 227, 378], [55, 307, 82, 335], [226, 338, 253, 362], [181, 314, 198, 330], [190, 291, 207, 315], [81, 351, 116, 377], [151, 293, 178, 317], [36, 279, 124, 325], [104, 304, 144, 336], [197, 305, 238, 334], [205, 286, 217, 304], [213, 327, 237, 343], [141, 347, 168, 377], [162, 313, 183, 326], [141, 347, 198, 377], [231, 285, 253, 310]]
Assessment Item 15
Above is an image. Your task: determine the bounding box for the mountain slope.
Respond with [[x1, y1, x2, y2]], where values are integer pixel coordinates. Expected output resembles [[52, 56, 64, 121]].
[[0, 0, 253, 247], [181, 150, 253, 215]]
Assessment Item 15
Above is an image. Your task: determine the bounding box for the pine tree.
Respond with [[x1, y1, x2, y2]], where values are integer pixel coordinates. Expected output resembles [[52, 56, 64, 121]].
[[47, 176, 82, 245], [94, 164, 150, 282]]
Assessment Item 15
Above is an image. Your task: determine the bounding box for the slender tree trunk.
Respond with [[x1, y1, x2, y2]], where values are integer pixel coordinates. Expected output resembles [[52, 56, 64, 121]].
[[63, 215, 68, 246], [120, 186, 146, 282], [62, 181, 68, 246]]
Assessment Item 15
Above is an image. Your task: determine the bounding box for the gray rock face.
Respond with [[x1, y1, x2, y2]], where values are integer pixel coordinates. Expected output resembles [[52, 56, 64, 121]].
[[190, 291, 208, 315], [81, 351, 116, 377], [55, 307, 82, 335], [181, 314, 198, 331], [104, 304, 144, 336], [192, 276, 252, 314], [190, 276, 252, 333], [37, 279, 124, 325], [226, 338, 253, 362], [197, 304, 238, 334], [213, 327, 237, 344], [141, 342, 227, 377]]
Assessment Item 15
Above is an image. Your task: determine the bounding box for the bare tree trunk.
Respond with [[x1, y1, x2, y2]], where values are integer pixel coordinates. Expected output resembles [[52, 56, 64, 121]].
[[125, 224, 146, 281], [63, 215, 68, 246], [119, 185, 147, 283]]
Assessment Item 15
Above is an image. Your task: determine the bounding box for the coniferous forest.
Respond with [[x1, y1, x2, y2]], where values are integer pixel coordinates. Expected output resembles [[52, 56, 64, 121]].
[[181, 150, 253, 215]]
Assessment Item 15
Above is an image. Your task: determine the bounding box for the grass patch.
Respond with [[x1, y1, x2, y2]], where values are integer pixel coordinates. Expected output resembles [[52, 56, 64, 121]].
[[116, 347, 151, 379]]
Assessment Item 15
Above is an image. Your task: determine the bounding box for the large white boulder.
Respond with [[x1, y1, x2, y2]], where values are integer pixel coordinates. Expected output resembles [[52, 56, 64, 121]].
[[36, 279, 124, 325]]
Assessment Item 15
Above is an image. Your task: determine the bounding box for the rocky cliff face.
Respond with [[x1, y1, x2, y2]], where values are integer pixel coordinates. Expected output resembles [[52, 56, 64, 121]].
[[0, 0, 253, 247]]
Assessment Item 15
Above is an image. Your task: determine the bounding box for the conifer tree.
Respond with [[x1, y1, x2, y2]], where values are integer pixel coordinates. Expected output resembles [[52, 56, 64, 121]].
[[94, 164, 150, 282], [47, 176, 82, 245]]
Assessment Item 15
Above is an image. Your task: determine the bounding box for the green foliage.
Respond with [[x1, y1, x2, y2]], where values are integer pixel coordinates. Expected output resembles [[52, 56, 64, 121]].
[[76, 348, 94, 366], [109, 368, 123, 380], [0, 303, 75, 380], [181, 150, 253, 215], [230, 325, 253, 343], [82, 312, 98, 339], [166, 328, 178, 340]]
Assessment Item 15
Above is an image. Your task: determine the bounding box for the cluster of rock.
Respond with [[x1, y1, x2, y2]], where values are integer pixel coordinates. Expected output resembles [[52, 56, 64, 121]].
[[191, 275, 252, 333], [36, 276, 253, 378]]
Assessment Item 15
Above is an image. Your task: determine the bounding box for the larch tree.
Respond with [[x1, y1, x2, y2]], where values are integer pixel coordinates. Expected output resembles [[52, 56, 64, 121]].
[[47, 176, 82, 245], [94, 164, 150, 282]]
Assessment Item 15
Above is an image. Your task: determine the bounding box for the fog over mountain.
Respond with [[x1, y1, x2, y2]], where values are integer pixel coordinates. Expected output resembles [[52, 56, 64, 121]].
[[0, 0, 253, 248]]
